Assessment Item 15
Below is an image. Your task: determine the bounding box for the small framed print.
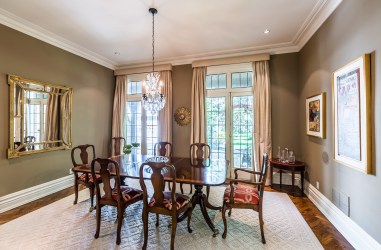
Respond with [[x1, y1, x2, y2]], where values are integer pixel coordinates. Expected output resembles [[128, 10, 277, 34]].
[[333, 54, 371, 174], [306, 93, 326, 138]]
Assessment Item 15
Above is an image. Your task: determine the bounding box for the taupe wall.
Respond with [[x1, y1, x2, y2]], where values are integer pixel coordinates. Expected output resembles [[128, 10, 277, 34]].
[[172, 64, 193, 157], [270, 53, 300, 157], [298, 0, 381, 243], [0, 24, 115, 196]]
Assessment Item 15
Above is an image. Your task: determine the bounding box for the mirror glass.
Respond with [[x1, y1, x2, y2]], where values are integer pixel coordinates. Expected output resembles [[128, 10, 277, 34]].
[[8, 75, 73, 158]]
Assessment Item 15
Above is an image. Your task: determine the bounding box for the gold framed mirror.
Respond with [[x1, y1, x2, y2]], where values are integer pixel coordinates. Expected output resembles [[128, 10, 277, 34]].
[[8, 75, 73, 158]]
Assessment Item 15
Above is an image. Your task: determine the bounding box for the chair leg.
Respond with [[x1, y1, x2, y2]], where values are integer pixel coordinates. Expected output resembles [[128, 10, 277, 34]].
[[94, 203, 101, 239], [156, 214, 159, 227], [142, 209, 148, 250], [222, 204, 228, 239], [73, 177, 78, 205], [187, 206, 193, 233], [168, 181, 171, 191], [259, 206, 266, 244], [206, 186, 210, 199], [180, 183, 184, 194], [228, 208, 232, 217], [116, 205, 124, 245], [89, 185, 95, 212], [170, 216, 177, 250]]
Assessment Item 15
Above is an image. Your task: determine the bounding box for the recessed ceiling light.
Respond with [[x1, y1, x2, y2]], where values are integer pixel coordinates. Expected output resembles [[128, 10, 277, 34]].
[[114, 51, 121, 55], [264, 29, 271, 34]]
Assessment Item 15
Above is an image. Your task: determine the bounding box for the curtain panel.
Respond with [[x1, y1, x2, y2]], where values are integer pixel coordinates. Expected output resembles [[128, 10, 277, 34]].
[[253, 61, 272, 176], [111, 75, 128, 155], [44, 88, 60, 146], [158, 70, 173, 143], [190, 67, 206, 145]]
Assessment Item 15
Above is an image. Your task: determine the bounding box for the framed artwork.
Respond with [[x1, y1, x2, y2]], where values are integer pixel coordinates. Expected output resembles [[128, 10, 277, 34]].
[[333, 54, 371, 174], [306, 93, 326, 138]]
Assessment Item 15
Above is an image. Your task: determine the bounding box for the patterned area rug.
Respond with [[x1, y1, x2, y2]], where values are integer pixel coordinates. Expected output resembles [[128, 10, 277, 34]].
[[0, 179, 322, 250]]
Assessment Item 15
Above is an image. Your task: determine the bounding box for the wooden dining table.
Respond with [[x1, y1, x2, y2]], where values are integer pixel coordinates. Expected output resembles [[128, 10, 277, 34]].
[[72, 153, 228, 237]]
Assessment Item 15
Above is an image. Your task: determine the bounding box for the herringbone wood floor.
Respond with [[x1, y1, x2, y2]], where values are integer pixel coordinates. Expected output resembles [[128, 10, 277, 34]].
[[0, 184, 353, 249]]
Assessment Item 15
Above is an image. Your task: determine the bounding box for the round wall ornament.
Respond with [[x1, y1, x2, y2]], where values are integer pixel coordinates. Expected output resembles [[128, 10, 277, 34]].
[[174, 107, 191, 126]]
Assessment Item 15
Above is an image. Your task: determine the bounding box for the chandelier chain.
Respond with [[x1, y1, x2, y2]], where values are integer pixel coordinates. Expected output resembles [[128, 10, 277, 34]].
[[152, 10, 155, 74]]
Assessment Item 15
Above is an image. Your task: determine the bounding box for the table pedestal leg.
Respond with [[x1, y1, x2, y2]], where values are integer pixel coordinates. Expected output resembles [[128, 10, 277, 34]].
[[180, 185, 219, 237]]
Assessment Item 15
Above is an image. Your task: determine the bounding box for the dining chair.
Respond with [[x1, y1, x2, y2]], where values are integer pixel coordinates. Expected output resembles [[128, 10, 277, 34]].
[[139, 161, 193, 250], [154, 141, 172, 157], [111, 137, 126, 156], [180, 143, 211, 196], [91, 158, 143, 245], [24, 135, 36, 150], [154, 142, 173, 190], [71, 144, 101, 211], [221, 153, 269, 243]]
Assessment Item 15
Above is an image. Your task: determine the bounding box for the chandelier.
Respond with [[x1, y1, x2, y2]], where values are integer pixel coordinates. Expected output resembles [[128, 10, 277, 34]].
[[142, 8, 165, 114]]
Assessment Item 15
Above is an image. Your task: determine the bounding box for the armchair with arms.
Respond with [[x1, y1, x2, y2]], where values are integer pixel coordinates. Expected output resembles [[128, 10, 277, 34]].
[[222, 153, 269, 244]]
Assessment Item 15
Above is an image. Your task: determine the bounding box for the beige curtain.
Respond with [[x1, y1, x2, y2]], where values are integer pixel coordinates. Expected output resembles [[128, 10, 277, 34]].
[[45, 88, 60, 146], [158, 70, 172, 143], [61, 90, 70, 145], [253, 61, 272, 176], [111, 75, 128, 155], [190, 67, 206, 145]]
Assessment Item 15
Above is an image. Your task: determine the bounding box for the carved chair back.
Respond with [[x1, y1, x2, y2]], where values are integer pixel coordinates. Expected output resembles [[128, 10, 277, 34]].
[[71, 144, 95, 166], [91, 158, 122, 204], [154, 142, 172, 157], [190, 143, 210, 159], [139, 161, 177, 212]]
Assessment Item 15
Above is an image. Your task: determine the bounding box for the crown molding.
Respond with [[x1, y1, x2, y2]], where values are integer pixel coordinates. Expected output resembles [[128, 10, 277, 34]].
[[293, 0, 343, 50], [0, 0, 342, 70], [0, 8, 116, 70], [116, 42, 299, 69]]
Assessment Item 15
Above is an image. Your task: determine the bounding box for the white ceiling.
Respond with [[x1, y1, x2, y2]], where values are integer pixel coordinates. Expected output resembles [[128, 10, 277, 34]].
[[0, 0, 342, 70]]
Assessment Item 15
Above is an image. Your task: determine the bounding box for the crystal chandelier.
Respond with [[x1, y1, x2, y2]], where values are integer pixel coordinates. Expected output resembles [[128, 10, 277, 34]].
[[142, 8, 165, 114]]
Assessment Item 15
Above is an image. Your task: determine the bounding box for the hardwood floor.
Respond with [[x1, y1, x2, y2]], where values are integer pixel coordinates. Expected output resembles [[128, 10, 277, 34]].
[[268, 184, 354, 249], [0, 184, 354, 249]]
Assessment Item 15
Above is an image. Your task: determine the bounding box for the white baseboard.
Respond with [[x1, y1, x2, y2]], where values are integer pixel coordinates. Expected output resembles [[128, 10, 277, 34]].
[[304, 180, 381, 249], [0, 175, 73, 213]]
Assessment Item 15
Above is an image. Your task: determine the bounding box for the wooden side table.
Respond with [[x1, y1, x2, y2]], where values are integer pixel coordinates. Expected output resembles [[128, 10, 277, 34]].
[[269, 158, 305, 196]]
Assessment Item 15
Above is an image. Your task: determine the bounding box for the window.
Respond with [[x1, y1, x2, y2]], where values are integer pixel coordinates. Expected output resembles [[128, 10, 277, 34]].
[[205, 63, 254, 172], [124, 73, 159, 155], [24, 91, 48, 142]]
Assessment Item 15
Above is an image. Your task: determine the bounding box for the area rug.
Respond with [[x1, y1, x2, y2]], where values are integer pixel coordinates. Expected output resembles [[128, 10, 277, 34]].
[[0, 180, 322, 250]]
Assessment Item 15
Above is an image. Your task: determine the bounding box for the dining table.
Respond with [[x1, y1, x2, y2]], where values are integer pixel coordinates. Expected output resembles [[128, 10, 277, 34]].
[[72, 153, 229, 237]]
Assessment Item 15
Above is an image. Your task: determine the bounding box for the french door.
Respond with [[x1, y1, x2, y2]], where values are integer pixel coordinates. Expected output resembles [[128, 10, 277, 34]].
[[206, 92, 254, 179]]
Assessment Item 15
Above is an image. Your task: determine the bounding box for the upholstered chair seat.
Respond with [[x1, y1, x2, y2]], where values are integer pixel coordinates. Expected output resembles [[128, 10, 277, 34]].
[[148, 192, 190, 210], [111, 186, 143, 203], [78, 173, 102, 183], [223, 185, 259, 205]]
